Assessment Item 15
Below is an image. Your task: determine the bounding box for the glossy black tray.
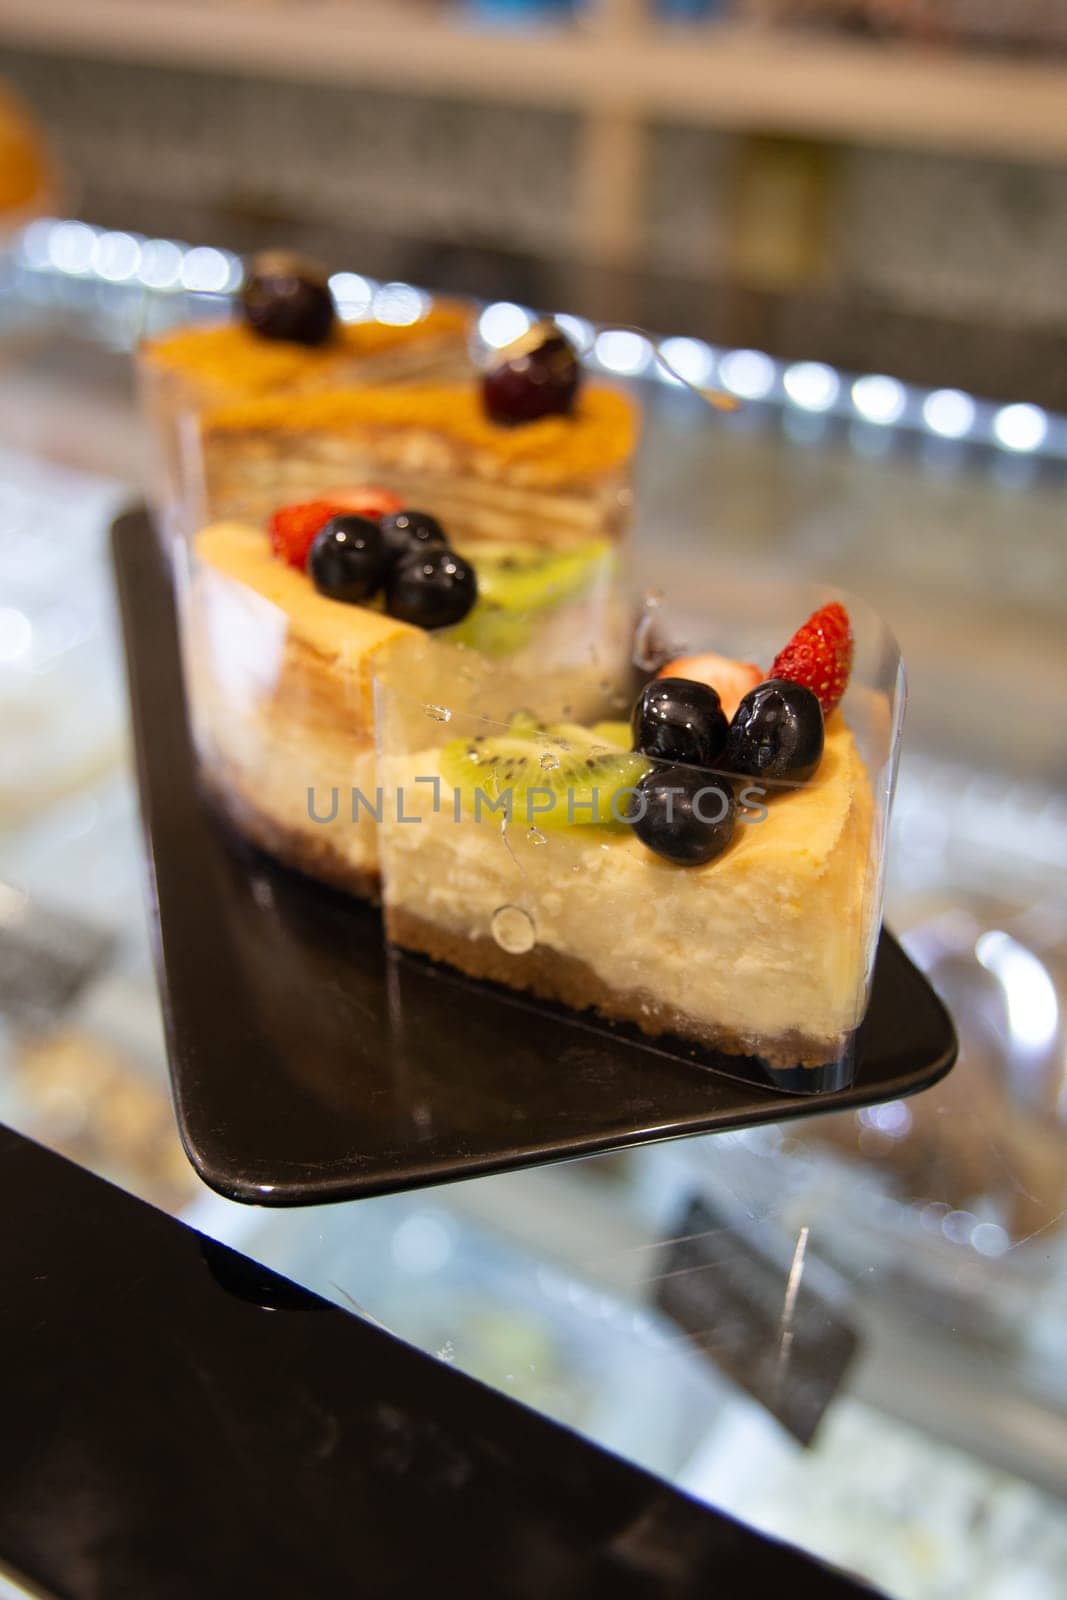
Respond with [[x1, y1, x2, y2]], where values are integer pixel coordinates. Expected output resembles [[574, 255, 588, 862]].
[[113, 509, 956, 1206]]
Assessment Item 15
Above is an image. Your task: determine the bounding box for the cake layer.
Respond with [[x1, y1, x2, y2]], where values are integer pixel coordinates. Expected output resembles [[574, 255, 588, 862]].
[[389, 908, 850, 1070], [379, 720, 875, 1065], [199, 754, 383, 900], [196, 384, 637, 544], [183, 524, 415, 891], [192, 521, 417, 722], [206, 385, 636, 483]]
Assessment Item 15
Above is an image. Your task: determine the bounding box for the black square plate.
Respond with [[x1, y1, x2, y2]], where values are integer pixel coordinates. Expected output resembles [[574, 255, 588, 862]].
[[113, 510, 956, 1206]]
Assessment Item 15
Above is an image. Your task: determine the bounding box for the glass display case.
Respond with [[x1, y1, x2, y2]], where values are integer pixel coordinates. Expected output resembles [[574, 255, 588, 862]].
[[1, 230, 1065, 1600]]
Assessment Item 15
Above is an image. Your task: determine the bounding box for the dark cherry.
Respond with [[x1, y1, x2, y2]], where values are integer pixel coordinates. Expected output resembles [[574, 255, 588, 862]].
[[308, 516, 387, 604], [628, 766, 737, 867], [632, 677, 728, 769], [379, 509, 449, 566], [240, 250, 335, 346], [482, 322, 581, 426], [386, 548, 478, 629], [725, 679, 824, 785]]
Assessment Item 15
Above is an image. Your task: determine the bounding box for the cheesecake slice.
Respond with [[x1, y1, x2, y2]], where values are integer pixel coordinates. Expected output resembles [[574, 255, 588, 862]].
[[374, 600, 893, 1077], [377, 717, 874, 1071], [183, 517, 629, 895]]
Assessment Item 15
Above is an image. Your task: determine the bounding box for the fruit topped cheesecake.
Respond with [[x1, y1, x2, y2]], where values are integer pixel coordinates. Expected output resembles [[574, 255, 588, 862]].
[[191, 322, 638, 550], [376, 599, 898, 1085], [182, 487, 628, 899]]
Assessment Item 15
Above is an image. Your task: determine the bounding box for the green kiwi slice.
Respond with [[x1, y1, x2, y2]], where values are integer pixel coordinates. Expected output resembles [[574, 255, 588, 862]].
[[447, 539, 611, 657], [439, 713, 649, 831], [590, 719, 632, 748]]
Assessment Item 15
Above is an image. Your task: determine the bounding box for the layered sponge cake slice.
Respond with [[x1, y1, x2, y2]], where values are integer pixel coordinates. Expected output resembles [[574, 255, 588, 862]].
[[191, 381, 637, 550]]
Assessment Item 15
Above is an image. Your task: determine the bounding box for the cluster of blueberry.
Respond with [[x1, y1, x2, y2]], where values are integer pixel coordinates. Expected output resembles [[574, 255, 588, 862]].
[[309, 509, 478, 631], [627, 675, 825, 867]]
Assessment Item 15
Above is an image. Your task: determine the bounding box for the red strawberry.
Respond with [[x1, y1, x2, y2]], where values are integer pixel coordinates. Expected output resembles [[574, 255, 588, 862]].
[[267, 487, 402, 569], [771, 602, 853, 716], [269, 498, 352, 569]]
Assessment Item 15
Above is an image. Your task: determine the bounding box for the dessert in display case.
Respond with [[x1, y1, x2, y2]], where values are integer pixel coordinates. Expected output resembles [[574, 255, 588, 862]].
[[137, 251, 475, 529], [374, 585, 904, 1093], [173, 322, 639, 897]]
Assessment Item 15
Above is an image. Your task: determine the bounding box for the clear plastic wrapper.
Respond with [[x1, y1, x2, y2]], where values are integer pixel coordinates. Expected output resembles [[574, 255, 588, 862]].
[[373, 583, 904, 1093]]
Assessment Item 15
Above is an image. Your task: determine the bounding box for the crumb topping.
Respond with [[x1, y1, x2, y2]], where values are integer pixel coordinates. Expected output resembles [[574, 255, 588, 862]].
[[141, 304, 471, 392], [204, 383, 637, 482]]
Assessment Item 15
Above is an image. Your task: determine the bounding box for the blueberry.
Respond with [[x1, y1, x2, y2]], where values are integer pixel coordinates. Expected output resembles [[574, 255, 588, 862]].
[[386, 548, 478, 629], [308, 515, 386, 604], [725, 679, 824, 785], [632, 678, 728, 769], [379, 509, 449, 566], [628, 766, 737, 867], [240, 251, 335, 346], [482, 322, 581, 426]]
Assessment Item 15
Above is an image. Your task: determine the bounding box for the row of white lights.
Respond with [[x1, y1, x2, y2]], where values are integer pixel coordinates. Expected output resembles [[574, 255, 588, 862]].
[[478, 299, 1060, 457], [10, 220, 1061, 458]]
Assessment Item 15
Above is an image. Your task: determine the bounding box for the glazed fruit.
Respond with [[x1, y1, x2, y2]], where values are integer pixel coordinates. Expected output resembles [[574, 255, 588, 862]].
[[483, 321, 581, 426], [379, 509, 449, 565], [628, 766, 737, 866], [656, 652, 762, 722], [771, 602, 853, 716], [725, 679, 824, 784], [386, 548, 478, 629], [308, 516, 387, 604], [440, 715, 648, 830], [240, 250, 335, 346], [448, 539, 610, 658], [633, 678, 728, 769], [269, 498, 356, 569]]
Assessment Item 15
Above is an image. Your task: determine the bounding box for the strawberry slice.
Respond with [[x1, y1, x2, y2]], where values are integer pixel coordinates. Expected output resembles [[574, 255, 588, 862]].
[[267, 487, 402, 569], [771, 602, 853, 716], [657, 652, 762, 721]]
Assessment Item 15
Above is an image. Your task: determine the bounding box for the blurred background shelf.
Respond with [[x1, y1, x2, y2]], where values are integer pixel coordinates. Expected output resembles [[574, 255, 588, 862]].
[[4, 1, 1067, 405], [2, 1, 1067, 163]]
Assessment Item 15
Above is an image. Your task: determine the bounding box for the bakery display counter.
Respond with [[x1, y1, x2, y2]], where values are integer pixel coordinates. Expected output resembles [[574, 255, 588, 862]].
[[0, 254, 1064, 1599]]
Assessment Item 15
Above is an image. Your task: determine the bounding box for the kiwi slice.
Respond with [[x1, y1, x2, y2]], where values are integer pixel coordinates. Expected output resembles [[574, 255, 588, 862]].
[[590, 719, 631, 748], [440, 713, 648, 831], [448, 539, 610, 658]]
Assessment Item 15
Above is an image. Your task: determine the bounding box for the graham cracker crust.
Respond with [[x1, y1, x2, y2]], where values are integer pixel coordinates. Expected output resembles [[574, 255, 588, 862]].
[[387, 906, 845, 1072], [200, 768, 381, 903]]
